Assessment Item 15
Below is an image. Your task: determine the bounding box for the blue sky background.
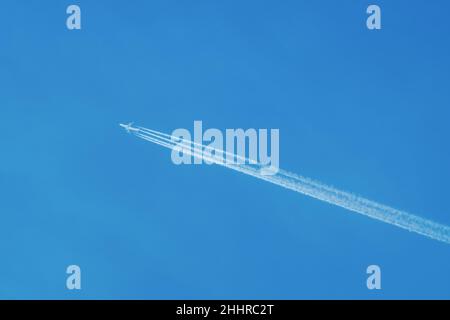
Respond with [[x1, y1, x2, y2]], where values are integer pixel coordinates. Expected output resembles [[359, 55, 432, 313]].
[[1, 0, 449, 299]]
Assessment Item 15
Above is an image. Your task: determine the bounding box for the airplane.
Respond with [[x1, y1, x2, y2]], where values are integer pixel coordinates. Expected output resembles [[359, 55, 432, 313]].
[[119, 122, 139, 133]]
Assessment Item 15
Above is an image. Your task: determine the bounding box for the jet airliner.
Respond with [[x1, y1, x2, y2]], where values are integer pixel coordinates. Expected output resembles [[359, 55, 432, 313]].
[[119, 122, 139, 133]]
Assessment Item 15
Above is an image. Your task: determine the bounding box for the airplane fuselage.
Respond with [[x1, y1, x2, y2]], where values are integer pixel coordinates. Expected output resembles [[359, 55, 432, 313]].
[[119, 123, 139, 133]]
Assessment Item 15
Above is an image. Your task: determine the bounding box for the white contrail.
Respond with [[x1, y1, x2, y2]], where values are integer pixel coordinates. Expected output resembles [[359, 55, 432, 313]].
[[126, 125, 450, 245]]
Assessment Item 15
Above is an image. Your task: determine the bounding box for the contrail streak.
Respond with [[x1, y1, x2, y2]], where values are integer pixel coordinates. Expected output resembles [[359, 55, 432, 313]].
[[125, 125, 450, 245]]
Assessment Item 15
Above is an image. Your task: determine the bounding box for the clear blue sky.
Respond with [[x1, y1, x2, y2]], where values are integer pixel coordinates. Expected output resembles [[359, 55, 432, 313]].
[[1, 0, 449, 299]]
